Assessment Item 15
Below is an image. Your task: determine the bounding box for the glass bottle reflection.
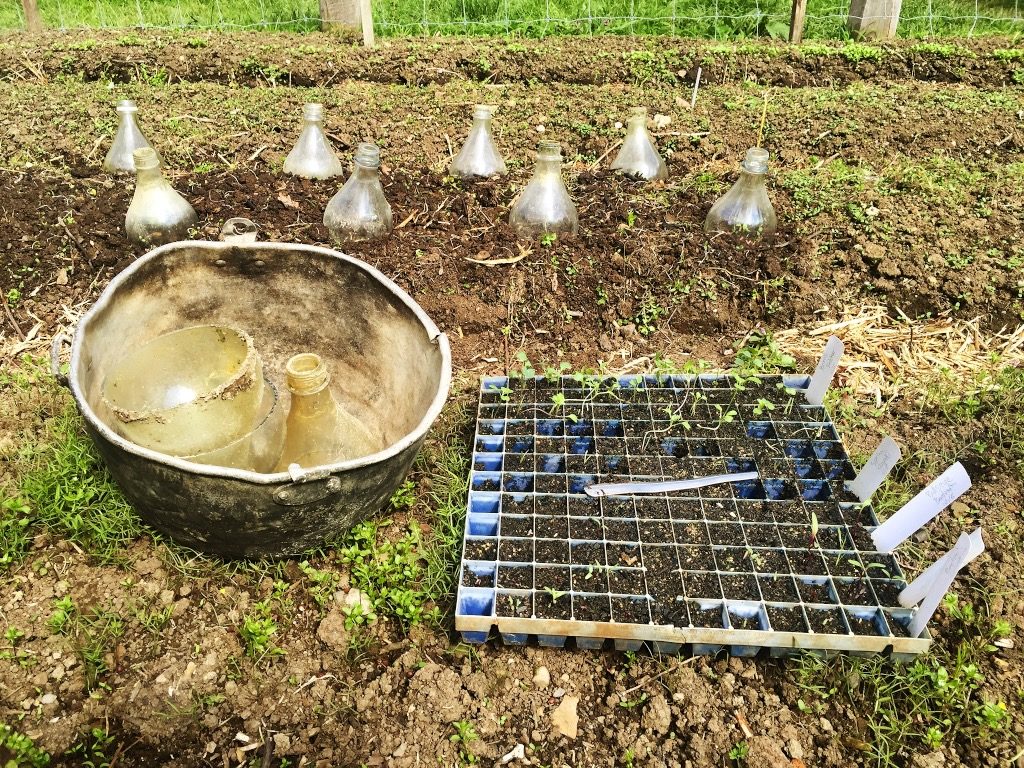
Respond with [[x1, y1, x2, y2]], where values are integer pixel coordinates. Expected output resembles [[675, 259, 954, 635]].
[[450, 104, 507, 180], [274, 353, 379, 470], [323, 142, 393, 244], [125, 148, 198, 246], [610, 107, 667, 181], [103, 100, 156, 174], [283, 103, 344, 180], [704, 147, 777, 239], [508, 141, 578, 240]]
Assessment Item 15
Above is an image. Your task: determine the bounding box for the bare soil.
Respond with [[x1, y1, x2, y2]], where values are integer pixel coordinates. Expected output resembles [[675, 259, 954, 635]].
[[1, 30, 1023, 768]]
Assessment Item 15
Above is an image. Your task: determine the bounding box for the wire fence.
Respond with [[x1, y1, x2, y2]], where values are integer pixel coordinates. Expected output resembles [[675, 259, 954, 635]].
[[3, 0, 1024, 37]]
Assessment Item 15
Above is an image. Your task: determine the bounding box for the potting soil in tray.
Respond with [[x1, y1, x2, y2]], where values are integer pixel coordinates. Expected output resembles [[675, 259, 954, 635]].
[[455, 374, 931, 658]]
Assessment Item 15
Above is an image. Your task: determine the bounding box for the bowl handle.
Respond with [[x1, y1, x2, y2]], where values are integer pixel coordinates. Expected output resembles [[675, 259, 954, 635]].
[[50, 333, 71, 388], [220, 218, 259, 243]]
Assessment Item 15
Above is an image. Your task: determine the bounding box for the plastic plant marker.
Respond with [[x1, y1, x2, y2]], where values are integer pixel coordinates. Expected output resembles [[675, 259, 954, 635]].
[[847, 436, 901, 502], [804, 336, 844, 406], [899, 528, 984, 609], [871, 462, 972, 553], [585, 472, 759, 497], [905, 529, 985, 637]]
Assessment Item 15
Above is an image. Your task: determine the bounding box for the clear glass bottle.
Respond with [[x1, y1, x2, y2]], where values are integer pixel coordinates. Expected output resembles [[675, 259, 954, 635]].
[[323, 142, 393, 244], [125, 148, 199, 246], [274, 353, 379, 470], [508, 141, 578, 240], [450, 104, 507, 180], [704, 147, 777, 239], [611, 107, 667, 181], [103, 99, 156, 174], [283, 103, 344, 180]]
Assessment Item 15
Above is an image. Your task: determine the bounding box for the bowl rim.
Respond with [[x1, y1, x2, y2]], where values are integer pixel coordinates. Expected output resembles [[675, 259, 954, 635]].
[[69, 239, 453, 486]]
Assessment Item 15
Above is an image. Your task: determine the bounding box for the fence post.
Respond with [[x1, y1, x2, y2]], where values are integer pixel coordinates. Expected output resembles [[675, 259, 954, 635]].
[[319, 0, 360, 32], [847, 0, 902, 40], [22, 0, 42, 32], [788, 0, 807, 43]]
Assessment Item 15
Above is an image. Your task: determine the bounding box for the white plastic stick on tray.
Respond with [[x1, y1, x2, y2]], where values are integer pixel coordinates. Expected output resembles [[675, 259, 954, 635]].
[[847, 436, 901, 502], [804, 335, 844, 406], [900, 528, 985, 638], [870, 462, 972, 553]]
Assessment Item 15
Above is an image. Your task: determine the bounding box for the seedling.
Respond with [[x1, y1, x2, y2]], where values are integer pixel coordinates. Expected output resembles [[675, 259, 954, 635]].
[[752, 398, 775, 417], [729, 740, 749, 766], [809, 511, 819, 548], [542, 586, 567, 602], [450, 720, 480, 766]]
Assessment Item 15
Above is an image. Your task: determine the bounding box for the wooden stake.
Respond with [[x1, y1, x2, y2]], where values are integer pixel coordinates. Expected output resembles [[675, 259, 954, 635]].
[[788, 0, 807, 44], [22, 0, 42, 33], [359, 0, 375, 48]]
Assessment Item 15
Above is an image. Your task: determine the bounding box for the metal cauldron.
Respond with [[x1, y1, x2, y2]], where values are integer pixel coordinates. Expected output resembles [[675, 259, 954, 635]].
[[52, 222, 451, 558]]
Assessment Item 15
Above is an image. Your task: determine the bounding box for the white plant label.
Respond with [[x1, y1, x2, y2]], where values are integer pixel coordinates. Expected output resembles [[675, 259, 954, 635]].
[[804, 335, 844, 406], [871, 462, 972, 553], [899, 528, 984, 609], [848, 436, 901, 502], [903, 529, 985, 638]]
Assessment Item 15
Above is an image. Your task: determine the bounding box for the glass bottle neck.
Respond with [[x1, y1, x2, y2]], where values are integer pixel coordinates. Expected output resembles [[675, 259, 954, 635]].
[[535, 157, 562, 176], [735, 169, 766, 189], [352, 162, 380, 180], [135, 165, 166, 187]]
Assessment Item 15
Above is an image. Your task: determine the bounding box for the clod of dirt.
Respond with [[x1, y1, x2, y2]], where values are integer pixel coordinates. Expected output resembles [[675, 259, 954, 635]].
[[532, 665, 550, 689], [641, 692, 672, 735], [316, 607, 350, 650], [746, 735, 793, 768], [550, 695, 579, 739]]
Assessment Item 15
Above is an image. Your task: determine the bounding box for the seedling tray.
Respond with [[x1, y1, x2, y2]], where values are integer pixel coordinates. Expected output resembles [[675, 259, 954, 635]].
[[455, 374, 931, 659]]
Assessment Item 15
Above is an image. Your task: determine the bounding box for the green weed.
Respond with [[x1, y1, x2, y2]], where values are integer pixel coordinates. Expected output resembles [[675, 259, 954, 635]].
[[239, 599, 286, 661], [0, 724, 50, 766]]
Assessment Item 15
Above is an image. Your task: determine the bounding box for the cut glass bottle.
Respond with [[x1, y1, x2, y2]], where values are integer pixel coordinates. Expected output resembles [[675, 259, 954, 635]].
[[323, 142, 393, 244], [450, 104, 507, 179], [283, 103, 344, 180], [508, 141, 578, 240], [125, 148, 198, 246], [704, 147, 777, 239], [103, 99, 157, 174], [274, 353, 379, 471], [610, 107, 667, 181]]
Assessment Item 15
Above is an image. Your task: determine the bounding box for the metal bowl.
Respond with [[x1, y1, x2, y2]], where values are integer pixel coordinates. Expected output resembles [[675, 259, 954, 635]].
[[54, 233, 451, 558]]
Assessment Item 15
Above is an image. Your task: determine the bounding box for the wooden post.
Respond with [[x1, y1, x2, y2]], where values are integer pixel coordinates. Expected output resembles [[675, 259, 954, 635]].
[[319, 0, 360, 32], [359, 0, 375, 48], [847, 0, 902, 40], [22, 0, 42, 32], [788, 0, 807, 43]]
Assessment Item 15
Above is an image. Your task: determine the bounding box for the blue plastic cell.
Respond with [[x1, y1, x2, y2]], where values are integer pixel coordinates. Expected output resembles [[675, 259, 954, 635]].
[[537, 419, 564, 436], [459, 589, 494, 617], [801, 480, 832, 501], [569, 436, 595, 455], [503, 474, 534, 493], [476, 437, 503, 453], [735, 480, 767, 500], [568, 474, 597, 494], [784, 440, 815, 459], [540, 454, 566, 473], [508, 436, 534, 454]]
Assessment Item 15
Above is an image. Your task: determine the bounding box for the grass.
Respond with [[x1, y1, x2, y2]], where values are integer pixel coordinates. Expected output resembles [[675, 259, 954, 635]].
[[0, 0, 1022, 37]]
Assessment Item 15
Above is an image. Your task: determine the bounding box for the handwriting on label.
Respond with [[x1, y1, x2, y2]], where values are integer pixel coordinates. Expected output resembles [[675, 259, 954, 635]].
[[871, 462, 971, 553], [848, 436, 901, 502]]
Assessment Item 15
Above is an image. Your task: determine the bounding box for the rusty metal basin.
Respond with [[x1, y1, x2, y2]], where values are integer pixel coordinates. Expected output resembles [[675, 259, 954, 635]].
[[56, 237, 451, 558]]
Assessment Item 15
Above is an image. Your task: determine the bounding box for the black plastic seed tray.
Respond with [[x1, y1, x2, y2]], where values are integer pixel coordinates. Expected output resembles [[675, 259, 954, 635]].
[[455, 374, 931, 659]]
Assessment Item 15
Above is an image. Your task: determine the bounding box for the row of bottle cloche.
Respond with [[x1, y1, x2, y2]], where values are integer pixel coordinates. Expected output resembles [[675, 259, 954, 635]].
[[107, 99, 777, 248]]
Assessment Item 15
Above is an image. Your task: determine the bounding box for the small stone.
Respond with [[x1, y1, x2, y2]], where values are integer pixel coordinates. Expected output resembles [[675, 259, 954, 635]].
[[535, 124, 545, 133], [550, 696, 579, 739], [532, 666, 550, 689], [273, 734, 291, 754], [787, 738, 804, 760], [39, 693, 57, 705], [392, 743, 407, 758], [500, 744, 525, 764], [56, 268, 68, 285], [995, 637, 1014, 649], [551, 687, 565, 699]]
